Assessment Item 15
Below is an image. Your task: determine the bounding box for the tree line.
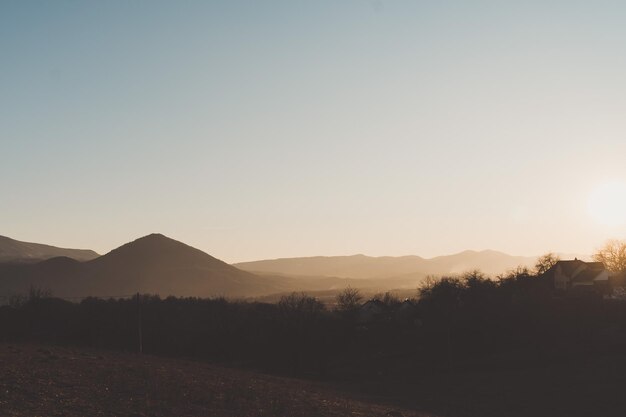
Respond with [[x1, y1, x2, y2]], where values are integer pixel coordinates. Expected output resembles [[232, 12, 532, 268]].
[[3, 254, 626, 380]]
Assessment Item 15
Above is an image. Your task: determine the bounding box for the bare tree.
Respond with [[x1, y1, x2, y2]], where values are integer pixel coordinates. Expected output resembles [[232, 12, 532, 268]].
[[335, 287, 362, 312], [418, 275, 440, 296], [535, 252, 560, 275], [593, 239, 626, 273], [462, 269, 487, 283], [371, 291, 401, 308], [278, 292, 325, 317]]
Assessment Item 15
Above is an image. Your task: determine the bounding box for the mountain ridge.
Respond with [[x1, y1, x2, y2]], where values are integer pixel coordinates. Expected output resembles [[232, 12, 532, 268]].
[[234, 249, 540, 279], [0, 235, 99, 263]]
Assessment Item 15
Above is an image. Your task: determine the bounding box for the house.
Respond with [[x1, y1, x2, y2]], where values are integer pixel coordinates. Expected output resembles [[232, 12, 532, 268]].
[[547, 259, 610, 294]]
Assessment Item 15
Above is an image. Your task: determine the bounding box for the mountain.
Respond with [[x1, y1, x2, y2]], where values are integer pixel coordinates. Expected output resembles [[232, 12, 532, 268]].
[[235, 254, 427, 279], [0, 235, 551, 300], [0, 235, 99, 263], [0, 234, 291, 298], [234, 250, 539, 279]]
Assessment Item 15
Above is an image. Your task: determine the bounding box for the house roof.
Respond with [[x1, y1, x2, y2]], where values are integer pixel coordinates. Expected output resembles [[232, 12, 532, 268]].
[[552, 259, 586, 276], [550, 259, 608, 283], [571, 268, 606, 283]]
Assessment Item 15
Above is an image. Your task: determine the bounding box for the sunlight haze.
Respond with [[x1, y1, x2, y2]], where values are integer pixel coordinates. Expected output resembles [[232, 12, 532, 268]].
[[2, 1, 626, 262]]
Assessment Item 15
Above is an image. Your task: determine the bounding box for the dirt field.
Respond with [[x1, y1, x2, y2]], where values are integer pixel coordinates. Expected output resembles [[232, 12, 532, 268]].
[[0, 343, 430, 417]]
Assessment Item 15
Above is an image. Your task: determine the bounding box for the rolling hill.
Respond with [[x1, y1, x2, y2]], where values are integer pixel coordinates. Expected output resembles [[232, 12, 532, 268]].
[[0, 234, 292, 298], [0, 235, 99, 263]]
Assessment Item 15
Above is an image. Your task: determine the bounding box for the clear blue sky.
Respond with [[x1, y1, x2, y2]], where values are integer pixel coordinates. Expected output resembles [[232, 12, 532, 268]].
[[2, 1, 626, 262]]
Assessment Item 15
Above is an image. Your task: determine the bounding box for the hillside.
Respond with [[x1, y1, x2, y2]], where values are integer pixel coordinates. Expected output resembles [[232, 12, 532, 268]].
[[0, 234, 292, 298], [0, 343, 425, 417], [0, 235, 99, 262], [234, 250, 538, 279]]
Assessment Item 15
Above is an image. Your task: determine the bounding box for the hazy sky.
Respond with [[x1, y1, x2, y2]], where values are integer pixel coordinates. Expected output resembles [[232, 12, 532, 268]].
[[3, 1, 626, 262]]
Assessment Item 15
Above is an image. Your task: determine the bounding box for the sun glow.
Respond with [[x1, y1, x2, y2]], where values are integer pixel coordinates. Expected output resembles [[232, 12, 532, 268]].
[[588, 181, 626, 227]]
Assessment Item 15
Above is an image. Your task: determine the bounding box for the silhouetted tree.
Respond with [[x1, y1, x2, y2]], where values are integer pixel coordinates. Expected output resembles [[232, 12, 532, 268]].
[[417, 275, 440, 295], [277, 292, 325, 375], [593, 239, 626, 273], [335, 287, 362, 313], [535, 252, 560, 275], [371, 291, 401, 308], [278, 292, 325, 317]]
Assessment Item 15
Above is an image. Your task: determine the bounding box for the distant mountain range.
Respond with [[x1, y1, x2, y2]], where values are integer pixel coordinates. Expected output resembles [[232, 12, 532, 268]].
[[234, 250, 539, 279], [0, 233, 567, 299], [0, 235, 99, 263]]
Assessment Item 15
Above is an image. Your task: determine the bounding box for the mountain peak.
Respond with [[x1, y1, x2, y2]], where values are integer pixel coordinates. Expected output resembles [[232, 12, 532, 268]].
[[89, 233, 233, 276], [130, 233, 170, 244], [102, 233, 199, 257], [140, 233, 167, 240]]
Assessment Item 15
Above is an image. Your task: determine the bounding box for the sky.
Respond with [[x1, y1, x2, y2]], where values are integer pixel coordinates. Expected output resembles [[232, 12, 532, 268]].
[[2, 1, 626, 263]]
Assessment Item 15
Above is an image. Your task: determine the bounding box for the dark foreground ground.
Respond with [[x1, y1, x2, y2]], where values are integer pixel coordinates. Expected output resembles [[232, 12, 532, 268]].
[[3, 343, 626, 417], [0, 343, 429, 417], [341, 355, 626, 417]]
